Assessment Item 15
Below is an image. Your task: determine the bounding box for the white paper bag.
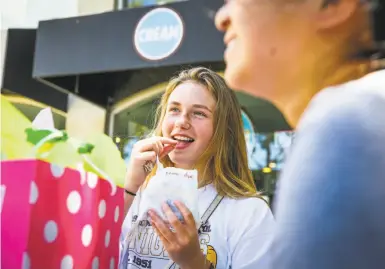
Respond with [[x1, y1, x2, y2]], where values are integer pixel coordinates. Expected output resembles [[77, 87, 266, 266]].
[[140, 159, 200, 226], [128, 158, 200, 239], [121, 160, 200, 269]]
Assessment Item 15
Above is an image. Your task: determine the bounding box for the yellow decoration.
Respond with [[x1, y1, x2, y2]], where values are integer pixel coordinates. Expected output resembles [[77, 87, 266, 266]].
[[0, 95, 33, 159], [84, 133, 127, 187]]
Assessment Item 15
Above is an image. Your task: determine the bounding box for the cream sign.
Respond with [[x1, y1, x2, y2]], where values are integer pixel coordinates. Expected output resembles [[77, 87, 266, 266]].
[[134, 8, 184, 61]]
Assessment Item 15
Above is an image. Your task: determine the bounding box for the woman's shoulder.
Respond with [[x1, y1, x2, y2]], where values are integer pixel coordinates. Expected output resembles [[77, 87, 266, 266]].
[[322, 69, 385, 96], [300, 70, 385, 132], [317, 70, 384, 106]]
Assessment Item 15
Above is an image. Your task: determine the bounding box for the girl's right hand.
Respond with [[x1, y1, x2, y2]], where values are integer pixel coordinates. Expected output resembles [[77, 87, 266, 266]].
[[124, 136, 177, 193]]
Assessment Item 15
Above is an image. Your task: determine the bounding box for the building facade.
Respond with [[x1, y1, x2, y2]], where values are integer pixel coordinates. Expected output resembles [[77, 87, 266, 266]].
[[1, 0, 295, 202]]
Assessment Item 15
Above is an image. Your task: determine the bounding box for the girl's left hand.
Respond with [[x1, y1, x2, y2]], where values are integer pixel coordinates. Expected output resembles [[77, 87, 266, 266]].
[[148, 201, 206, 269]]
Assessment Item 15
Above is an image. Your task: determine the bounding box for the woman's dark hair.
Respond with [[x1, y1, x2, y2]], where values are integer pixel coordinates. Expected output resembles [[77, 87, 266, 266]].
[[358, 0, 384, 58], [322, 0, 385, 59], [370, 0, 385, 43]]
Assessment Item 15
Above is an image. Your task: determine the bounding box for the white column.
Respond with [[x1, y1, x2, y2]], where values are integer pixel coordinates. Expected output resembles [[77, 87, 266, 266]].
[[66, 94, 106, 140], [0, 29, 7, 89], [78, 0, 114, 16]]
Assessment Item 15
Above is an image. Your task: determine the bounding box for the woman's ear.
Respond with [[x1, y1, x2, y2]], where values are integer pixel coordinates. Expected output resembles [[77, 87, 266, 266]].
[[315, 0, 360, 29]]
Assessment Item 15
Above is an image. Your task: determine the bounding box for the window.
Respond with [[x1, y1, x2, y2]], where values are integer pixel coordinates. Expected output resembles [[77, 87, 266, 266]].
[[116, 0, 188, 9]]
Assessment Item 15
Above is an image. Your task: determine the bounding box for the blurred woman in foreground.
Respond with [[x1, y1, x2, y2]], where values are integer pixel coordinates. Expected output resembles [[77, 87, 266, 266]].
[[215, 0, 385, 268]]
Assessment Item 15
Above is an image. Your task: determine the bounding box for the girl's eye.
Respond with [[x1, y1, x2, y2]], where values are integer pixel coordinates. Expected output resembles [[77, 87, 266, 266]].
[[169, 107, 180, 112], [194, 111, 207, 117]]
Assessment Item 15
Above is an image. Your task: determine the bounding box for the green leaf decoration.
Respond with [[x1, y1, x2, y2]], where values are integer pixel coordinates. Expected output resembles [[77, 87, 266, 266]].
[[25, 128, 53, 145], [77, 143, 95, 154], [25, 128, 69, 145]]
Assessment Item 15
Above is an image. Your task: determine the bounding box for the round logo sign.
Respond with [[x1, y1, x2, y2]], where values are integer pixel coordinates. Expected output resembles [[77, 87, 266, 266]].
[[134, 8, 184, 61]]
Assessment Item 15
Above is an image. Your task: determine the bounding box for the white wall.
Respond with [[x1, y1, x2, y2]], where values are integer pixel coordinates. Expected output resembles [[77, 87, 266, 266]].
[[24, 0, 78, 28], [0, 0, 28, 29], [0, 0, 114, 29], [1, 0, 78, 29]]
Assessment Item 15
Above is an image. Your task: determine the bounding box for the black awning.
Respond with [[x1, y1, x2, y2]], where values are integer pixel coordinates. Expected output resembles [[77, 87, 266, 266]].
[[2, 29, 68, 112], [33, 0, 225, 78], [32, 0, 225, 107]]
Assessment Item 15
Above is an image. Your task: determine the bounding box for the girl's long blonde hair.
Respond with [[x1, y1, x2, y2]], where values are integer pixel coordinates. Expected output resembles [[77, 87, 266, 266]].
[[146, 67, 259, 199]]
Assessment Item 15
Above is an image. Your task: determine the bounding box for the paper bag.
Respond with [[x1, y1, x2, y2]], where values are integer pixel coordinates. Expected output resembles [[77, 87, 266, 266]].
[[132, 159, 200, 231], [1, 160, 124, 269]]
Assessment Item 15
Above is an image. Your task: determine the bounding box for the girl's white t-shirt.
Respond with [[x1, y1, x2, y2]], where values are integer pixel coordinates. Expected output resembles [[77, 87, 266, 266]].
[[119, 184, 275, 269]]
